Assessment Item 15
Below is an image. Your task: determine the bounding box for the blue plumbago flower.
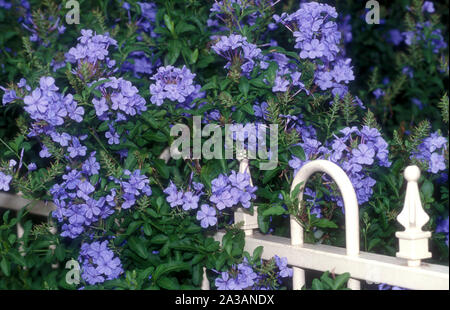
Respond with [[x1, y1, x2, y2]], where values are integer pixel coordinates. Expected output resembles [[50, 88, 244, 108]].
[[137, 2, 158, 38], [163, 171, 256, 228], [0, 1, 12, 9], [412, 132, 448, 174], [182, 191, 200, 211], [212, 34, 264, 77], [352, 144, 375, 165], [39, 145, 52, 158], [422, 1, 435, 13], [274, 255, 293, 278], [27, 163, 37, 171], [163, 181, 201, 211], [105, 128, 120, 145], [0, 87, 18, 105], [163, 181, 184, 208], [82, 152, 100, 176], [329, 126, 390, 206], [79, 240, 123, 285], [373, 88, 385, 99], [0, 172, 13, 191], [402, 66, 414, 78], [67, 137, 87, 158], [215, 271, 238, 290], [120, 169, 152, 209], [387, 29, 403, 46], [436, 217, 449, 247], [196, 204, 217, 228], [149, 65, 204, 108], [253, 101, 269, 120]]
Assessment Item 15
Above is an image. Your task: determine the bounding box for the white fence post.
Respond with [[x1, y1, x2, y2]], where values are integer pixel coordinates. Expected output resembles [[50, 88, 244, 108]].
[[234, 158, 259, 236], [396, 166, 432, 267], [290, 160, 360, 290]]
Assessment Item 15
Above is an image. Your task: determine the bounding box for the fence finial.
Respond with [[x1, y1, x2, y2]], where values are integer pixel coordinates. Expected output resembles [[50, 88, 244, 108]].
[[396, 166, 432, 267]]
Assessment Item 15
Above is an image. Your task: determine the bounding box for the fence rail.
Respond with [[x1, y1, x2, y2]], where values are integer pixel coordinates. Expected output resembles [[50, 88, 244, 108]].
[[0, 158, 448, 290]]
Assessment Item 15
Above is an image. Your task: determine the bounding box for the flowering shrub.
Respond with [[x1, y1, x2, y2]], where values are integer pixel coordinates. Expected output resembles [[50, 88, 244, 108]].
[[0, 0, 448, 290]]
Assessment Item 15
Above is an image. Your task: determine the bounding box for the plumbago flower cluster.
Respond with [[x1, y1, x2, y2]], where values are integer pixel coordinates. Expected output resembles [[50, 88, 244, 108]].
[[289, 125, 391, 212], [274, 2, 355, 98], [51, 166, 151, 239], [78, 241, 124, 285], [163, 171, 257, 229], [411, 132, 447, 174], [212, 34, 264, 78], [65, 29, 118, 79], [149, 65, 204, 109], [215, 256, 293, 290]]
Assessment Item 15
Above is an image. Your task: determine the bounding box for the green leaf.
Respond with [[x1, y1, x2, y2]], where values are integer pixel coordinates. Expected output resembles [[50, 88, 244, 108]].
[[240, 103, 254, 116], [265, 62, 278, 85], [311, 278, 324, 290], [262, 168, 280, 184], [257, 214, 270, 234], [333, 273, 350, 290], [153, 262, 191, 281], [312, 218, 338, 229], [143, 131, 167, 142], [262, 205, 288, 216], [158, 277, 180, 290], [0, 257, 10, 277], [55, 245, 65, 262], [151, 234, 169, 244], [239, 77, 250, 97], [166, 40, 182, 65], [163, 14, 175, 36], [143, 223, 153, 236], [153, 159, 170, 179], [128, 236, 149, 259], [252, 246, 263, 262], [176, 22, 196, 34], [421, 179, 434, 201], [290, 146, 306, 161]]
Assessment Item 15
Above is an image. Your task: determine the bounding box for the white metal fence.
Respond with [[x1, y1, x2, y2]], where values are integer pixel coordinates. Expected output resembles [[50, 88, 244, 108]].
[[0, 158, 448, 290]]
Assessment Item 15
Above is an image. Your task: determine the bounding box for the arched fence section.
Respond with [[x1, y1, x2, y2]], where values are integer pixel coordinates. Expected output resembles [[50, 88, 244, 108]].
[[0, 157, 448, 290], [288, 160, 360, 289]]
